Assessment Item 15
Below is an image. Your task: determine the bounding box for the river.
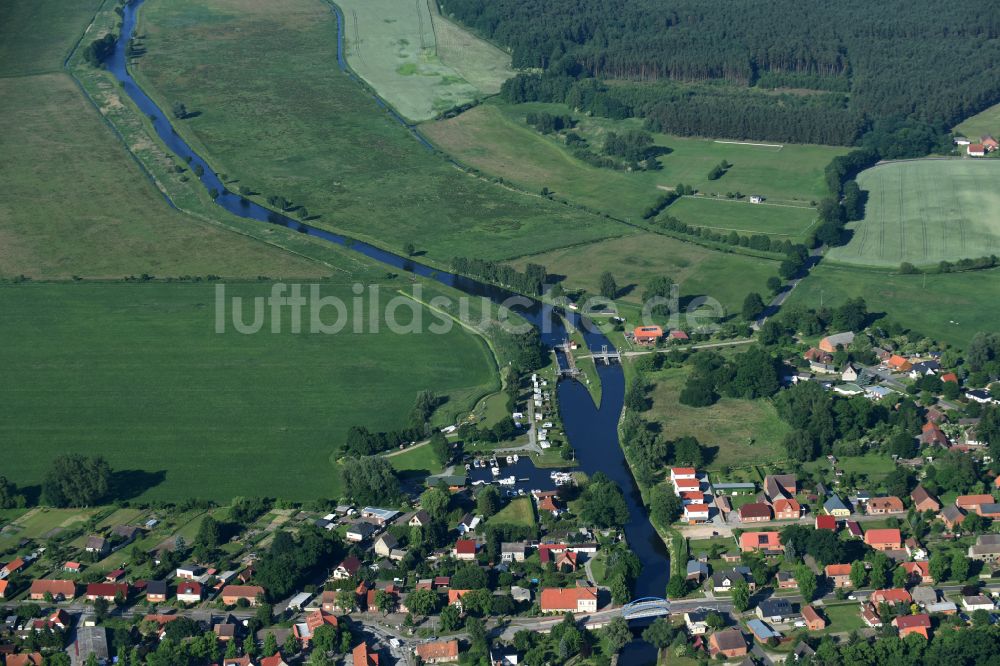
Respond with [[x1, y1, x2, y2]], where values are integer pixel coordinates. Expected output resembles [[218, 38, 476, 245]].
[[108, 0, 668, 620]]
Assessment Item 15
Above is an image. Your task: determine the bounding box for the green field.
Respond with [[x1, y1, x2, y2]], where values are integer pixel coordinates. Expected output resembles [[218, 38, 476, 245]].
[[955, 102, 1000, 142], [0, 0, 102, 76], [665, 196, 818, 238], [787, 262, 1000, 349], [640, 365, 790, 471], [422, 101, 846, 222], [385, 443, 445, 477], [0, 281, 498, 501], [132, 0, 623, 265], [509, 233, 780, 321], [826, 159, 1000, 267], [488, 496, 536, 528], [338, 0, 513, 121]]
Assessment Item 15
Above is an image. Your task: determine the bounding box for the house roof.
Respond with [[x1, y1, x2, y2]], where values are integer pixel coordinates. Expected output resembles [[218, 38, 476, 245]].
[[739, 531, 781, 551], [710, 628, 746, 651], [633, 326, 663, 339], [872, 588, 912, 604], [338, 556, 362, 574], [801, 605, 824, 624], [824, 495, 850, 513], [746, 618, 781, 640], [825, 564, 851, 577], [911, 485, 939, 507], [145, 580, 168, 595], [956, 494, 995, 508], [455, 539, 477, 555], [177, 581, 202, 594], [773, 498, 800, 515], [864, 528, 902, 545], [539, 587, 597, 610], [221, 585, 265, 598], [902, 561, 930, 577], [415, 640, 459, 661], [739, 503, 773, 519], [894, 613, 931, 630], [671, 467, 696, 476], [815, 515, 837, 530], [30, 579, 76, 597], [758, 598, 793, 615], [86, 583, 128, 597], [868, 496, 904, 512]]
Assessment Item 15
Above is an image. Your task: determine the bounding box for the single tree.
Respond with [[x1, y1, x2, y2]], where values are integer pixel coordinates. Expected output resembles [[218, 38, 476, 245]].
[[599, 271, 618, 299]]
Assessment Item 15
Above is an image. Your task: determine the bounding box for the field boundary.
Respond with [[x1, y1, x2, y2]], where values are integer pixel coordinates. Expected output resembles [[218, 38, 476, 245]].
[[713, 140, 783, 149]]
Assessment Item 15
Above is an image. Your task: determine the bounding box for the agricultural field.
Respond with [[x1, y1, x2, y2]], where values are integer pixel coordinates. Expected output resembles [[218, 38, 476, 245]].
[[509, 233, 780, 321], [422, 101, 846, 223], [639, 365, 791, 471], [338, 0, 513, 121], [131, 0, 625, 265], [0, 281, 498, 502], [954, 101, 1000, 142], [665, 196, 818, 238], [826, 159, 1000, 267], [786, 263, 1000, 350]]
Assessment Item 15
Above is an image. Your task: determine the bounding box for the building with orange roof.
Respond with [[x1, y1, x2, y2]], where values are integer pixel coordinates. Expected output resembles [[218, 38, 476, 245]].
[[956, 494, 995, 512], [4, 653, 43, 666], [864, 528, 902, 551], [680, 491, 704, 504], [415, 639, 459, 664], [448, 589, 472, 607], [453, 539, 477, 560], [801, 605, 826, 630], [887, 355, 912, 372], [353, 641, 379, 666], [29, 579, 77, 601], [893, 613, 931, 639], [1, 558, 26, 577], [870, 588, 912, 605], [673, 478, 700, 495], [683, 503, 709, 522], [867, 496, 905, 515], [220, 585, 265, 606], [773, 498, 801, 519], [911, 485, 940, 512], [633, 326, 664, 345], [901, 561, 932, 585], [739, 531, 782, 553], [941, 372, 959, 384], [259, 656, 290, 666], [738, 503, 773, 522], [539, 587, 598, 613], [293, 609, 338, 644], [825, 564, 853, 587]]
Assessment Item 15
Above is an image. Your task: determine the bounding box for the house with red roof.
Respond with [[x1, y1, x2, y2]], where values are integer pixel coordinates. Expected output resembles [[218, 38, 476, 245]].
[[867, 496, 905, 515], [739, 531, 782, 554], [802, 605, 826, 631], [968, 143, 987, 157], [673, 478, 700, 494], [957, 494, 996, 512], [941, 372, 959, 384], [825, 564, 853, 587], [352, 641, 379, 666], [453, 539, 477, 561], [29, 579, 77, 601], [901, 561, 932, 585], [773, 498, 800, 519], [893, 613, 931, 639], [870, 588, 912, 605], [683, 503, 709, 523], [259, 656, 289, 666], [220, 585, 265, 606], [887, 355, 912, 372], [1, 558, 26, 578], [669, 330, 690, 342], [539, 587, 598, 613], [415, 639, 459, 664], [920, 422, 949, 447], [85, 583, 129, 602], [815, 515, 837, 531], [5, 653, 43, 666], [864, 528, 902, 551], [739, 503, 773, 523], [911, 485, 940, 513], [633, 326, 663, 345], [293, 609, 338, 645], [177, 581, 202, 604], [448, 589, 472, 608]]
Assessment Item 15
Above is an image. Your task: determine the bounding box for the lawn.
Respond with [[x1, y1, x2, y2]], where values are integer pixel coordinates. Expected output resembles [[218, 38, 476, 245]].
[[0, 281, 498, 502], [509, 233, 780, 322], [488, 497, 536, 529], [0, 508, 97, 550], [786, 262, 1000, 349], [955, 102, 1000, 142], [0, 0, 103, 77], [385, 443, 445, 477], [131, 0, 626, 266], [640, 365, 791, 471], [337, 0, 512, 121], [814, 602, 866, 635], [665, 196, 818, 238], [422, 100, 846, 222], [826, 159, 1000, 267]]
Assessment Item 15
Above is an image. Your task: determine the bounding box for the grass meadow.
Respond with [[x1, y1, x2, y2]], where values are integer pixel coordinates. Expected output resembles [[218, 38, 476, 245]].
[[955, 101, 1000, 142], [827, 159, 1000, 267], [509, 233, 780, 320], [132, 0, 626, 266], [665, 196, 818, 238], [787, 263, 1000, 349], [0, 282, 498, 501], [337, 0, 513, 121], [488, 496, 536, 529], [639, 365, 790, 471], [0, 0, 102, 76], [422, 101, 846, 223]]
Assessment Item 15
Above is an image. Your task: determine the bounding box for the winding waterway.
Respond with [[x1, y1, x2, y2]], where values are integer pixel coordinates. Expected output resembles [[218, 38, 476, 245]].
[[108, 0, 668, 605]]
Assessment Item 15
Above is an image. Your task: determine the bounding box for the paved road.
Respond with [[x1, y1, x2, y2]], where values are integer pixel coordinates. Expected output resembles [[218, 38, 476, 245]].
[[754, 247, 824, 329]]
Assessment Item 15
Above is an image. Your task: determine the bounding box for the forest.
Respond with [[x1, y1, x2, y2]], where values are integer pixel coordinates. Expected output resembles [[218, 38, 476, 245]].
[[442, 0, 1000, 144]]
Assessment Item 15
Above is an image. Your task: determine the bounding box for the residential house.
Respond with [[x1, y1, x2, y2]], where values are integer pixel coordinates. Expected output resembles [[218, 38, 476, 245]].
[[669, 330, 690, 343], [175, 564, 204, 580], [684, 610, 710, 635], [176, 581, 202, 604], [861, 603, 882, 628], [941, 506, 967, 531], [456, 513, 481, 535], [554, 551, 578, 572], [333, 556, 362, 580], [846, 520, 864, 538], [739, 503, 772, 523], [259, 656, 289, 666], [63, 562, 82, 574], [966, 389, 995, 404], [747, 619, 781, 643], [29, 579, 76, 602], [408, 510, 431, 528], [501, 542, 528, 563], [962, 594, 994, 612], [893, 614, 931, 639], [801, 605, 826, 631], [901, 562, 933, 585], [539, 587, 598, 613], [815, 515, 837, 531], [984, 135, 1000, 151], [453, 539, 477, 561], [220, 585, 265, 606], [969, 534, 1000, 562], [909, 361, 940, 378], [956, 494, 995, 513], [345, 521, 377, 543], [415, 640, 459, 664], [825, 564, 853, 588], [686, 560, 709, 583], [920, 422, 949, 447], [763, 474, 797, 502], [776, 571, 797, 589], [111, 525, 141, 546], [633, 326, 664, 345], [683, 503, 710, 523], [941, 372, 959, 384], [841, 363, 859, 382], [968, 143, 987, 157], [85, 537, 110, 557], [145, 580, 168, 603], [867, 496, 905, 515], [374, 534, 398, 559], [0, 579, 7, 599], [774, 498, 801, 520], [756, 598, 794, 623], [4, 655, 43, 666], [708, 628, 747, 659], [865, 528, 902, 551], [979, 503, 1000, 519], [711, 567, 755, 593], [31, 609, 70, 632], [352, 641, 379, 666], [85, 583, 128, 602], [887, 355, 912, 373], [739, 531, 782, 554], [870, 588, 912, 606], [911, 486, 941, 513], [824, 495, 851, 517], [213, 622, 237, 642], [819, 332, 855, 353], [670, 467, 697, 483], [911, 586, 938, 607], [292, 610, 338, 645]]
